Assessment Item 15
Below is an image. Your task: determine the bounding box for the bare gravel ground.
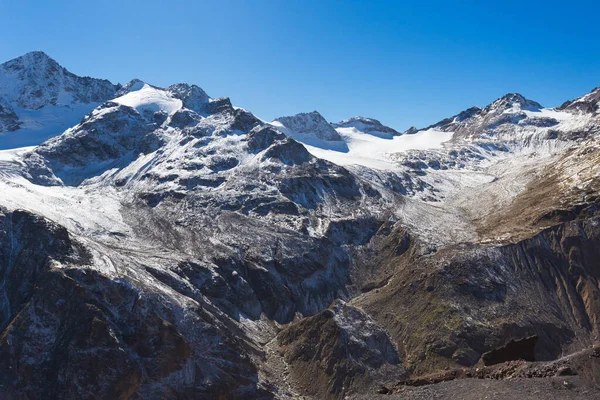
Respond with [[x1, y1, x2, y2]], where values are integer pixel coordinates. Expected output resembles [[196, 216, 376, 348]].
[[349, 377, 600, 399]]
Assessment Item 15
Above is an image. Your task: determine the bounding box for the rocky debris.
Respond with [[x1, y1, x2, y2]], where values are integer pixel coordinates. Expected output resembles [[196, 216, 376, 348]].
[[355, 215, 600, 378], [377, 386, 391, 394], [481, 335, 538, 366], [556, 366, 576, 376], [0, 208, 91, 330], [389, 344, 600, 395], [362, 377, 599, 400], [0, 210, 272, 399], [277, 300, 404, 399]]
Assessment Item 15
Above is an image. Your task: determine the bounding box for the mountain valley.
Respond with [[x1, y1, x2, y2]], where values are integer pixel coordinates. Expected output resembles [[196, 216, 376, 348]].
[[1, 52, 600, 399]]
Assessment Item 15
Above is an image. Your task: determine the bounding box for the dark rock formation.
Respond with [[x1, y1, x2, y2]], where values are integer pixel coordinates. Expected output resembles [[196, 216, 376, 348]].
[[481, 335, 538, 366], [277, 300, 404, 399]]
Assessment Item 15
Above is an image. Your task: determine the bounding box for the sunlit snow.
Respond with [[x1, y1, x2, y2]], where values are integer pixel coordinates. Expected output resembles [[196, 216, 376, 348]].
[[112, 83, 182, 116], [300, 126, 453, 170]]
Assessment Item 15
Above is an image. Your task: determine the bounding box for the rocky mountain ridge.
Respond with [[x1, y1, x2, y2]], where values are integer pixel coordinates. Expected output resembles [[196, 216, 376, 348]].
[[0, 52, 600, 399], [0, 51, 120, 148]]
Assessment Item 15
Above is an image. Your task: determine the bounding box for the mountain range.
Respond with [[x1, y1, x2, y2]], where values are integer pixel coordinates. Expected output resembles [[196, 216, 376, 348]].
[[1, 51, 600, 399]]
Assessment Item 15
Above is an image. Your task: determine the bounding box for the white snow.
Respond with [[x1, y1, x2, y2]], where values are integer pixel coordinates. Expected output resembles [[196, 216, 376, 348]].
[[0, 102, 103, 150], [112, 84, 182, 116], [293, 126, 454, 170], [0, 173, 129, 236]]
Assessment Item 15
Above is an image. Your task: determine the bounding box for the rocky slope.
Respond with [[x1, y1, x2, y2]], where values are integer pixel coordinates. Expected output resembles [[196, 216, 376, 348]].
[[0, 52, 600, 399], [334, 116, 401, 139], [0, 51, 119, 148], [271, 111, 344, 148]]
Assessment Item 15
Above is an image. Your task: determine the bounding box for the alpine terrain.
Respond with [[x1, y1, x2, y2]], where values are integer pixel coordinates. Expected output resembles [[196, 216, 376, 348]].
[[1, 51, 600, 399]]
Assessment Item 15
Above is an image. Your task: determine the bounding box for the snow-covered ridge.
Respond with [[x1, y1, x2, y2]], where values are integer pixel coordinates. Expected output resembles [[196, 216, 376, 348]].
[[303, 127, 453, 170], [271, 111, 454, 169], [112, 83, 183, 116], [0, 51, 119, 149], [272, 111, 342, 142], [333, 116, 401, 139]]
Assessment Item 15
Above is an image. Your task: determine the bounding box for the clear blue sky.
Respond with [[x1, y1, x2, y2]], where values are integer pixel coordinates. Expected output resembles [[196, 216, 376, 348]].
[[1, 0, 599, 130]]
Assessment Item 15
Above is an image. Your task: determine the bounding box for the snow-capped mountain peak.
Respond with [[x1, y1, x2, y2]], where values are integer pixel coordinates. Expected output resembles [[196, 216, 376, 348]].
[[559, 87, 600, 114], [484, 93, 542, 113], [272, 110, 342, 142], [0, 51, 119, 149], [112, 82, 183, 117], [167, 83, 210, 112], [114, 78, 146, 96], [334, 116, 401, 138], [0, 51, 118, 110]]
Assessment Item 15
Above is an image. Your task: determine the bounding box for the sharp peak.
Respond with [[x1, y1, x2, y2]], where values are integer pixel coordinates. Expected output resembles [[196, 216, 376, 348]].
[[422, 105, 482, 131], [337, 116, 383, 125], [4, 50, 58, 65], [275, 110, 329, 121], [23, 50, 51, 57], [1, 51, 63, 72], [114, 79, 149, 95], [576, 86, 600, 100], [403, 126, 419, 135], [488, 93, 542, 109], [499, 92, 530, 101], [304, 110, 327, 118], [168, 82, 203, 90], [167, 82, 210, 97]]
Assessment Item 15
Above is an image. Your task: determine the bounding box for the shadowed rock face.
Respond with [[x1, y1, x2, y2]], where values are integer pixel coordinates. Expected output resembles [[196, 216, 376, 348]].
[[0, 209, 271, 399], [277, 300, 405, 400], [354, 215, 600, 376], [0, 208, 91, 330], [481, 335, 538, 366]]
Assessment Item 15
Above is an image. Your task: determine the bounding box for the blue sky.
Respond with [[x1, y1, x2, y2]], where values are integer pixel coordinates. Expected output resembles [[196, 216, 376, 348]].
[[1, 0, 599, 130]]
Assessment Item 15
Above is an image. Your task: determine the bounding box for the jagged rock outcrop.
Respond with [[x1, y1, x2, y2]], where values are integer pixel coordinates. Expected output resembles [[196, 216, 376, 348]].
[[0, 209, 273, 399], [481, 335, 538, 366], [334, 116, 401, 138], [276, 300, 404, 399], [355, 215, 600, 376], [273, 111, 342, 141]]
